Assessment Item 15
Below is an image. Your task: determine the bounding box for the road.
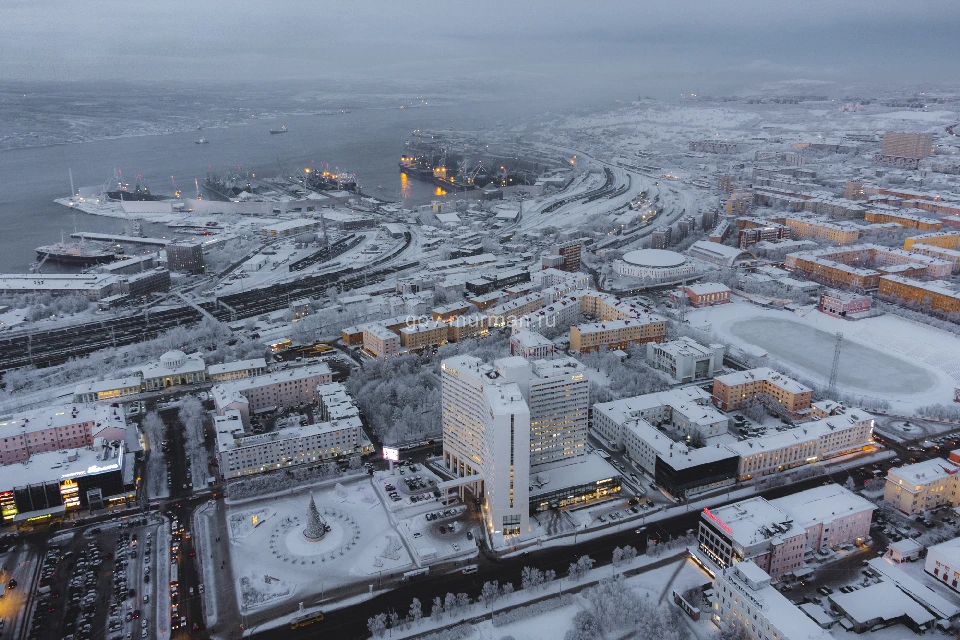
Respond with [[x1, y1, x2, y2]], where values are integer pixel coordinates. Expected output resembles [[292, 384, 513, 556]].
[[246, 467, 865, 640]]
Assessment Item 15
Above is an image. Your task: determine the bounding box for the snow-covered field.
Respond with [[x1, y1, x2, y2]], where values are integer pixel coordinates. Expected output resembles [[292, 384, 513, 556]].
[[688, 300, 958, 411]]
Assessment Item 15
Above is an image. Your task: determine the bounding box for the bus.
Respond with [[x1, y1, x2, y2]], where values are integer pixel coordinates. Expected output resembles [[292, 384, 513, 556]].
[[169, 563, 179, 590], [290, 612, 324, 629], [401, 567, 430, 582]]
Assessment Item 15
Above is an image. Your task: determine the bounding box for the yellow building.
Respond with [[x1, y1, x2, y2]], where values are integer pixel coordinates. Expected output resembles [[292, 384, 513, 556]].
[[904, 232, 960, 251], [712, 367, 812, 415], [399, 321, 449, 351], [884, 456, 960, 515], [783, 217, 861, 245], [569, 318, 666, 354]]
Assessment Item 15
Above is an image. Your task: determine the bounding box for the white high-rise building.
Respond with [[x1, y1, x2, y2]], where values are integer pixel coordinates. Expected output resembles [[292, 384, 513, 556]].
[[441, 355, 531, 536], [494, 356, 590, 467]]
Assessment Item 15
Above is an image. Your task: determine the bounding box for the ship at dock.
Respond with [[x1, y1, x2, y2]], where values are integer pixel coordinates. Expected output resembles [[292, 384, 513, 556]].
[[35, 237, 120, 266], [399, 131, 539, 191], [105, 175, 171, 202]]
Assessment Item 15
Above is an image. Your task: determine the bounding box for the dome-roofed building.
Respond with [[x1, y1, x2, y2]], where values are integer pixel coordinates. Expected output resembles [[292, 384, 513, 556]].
[[614, 249, 697, 283], [138, 349, 206, 390]]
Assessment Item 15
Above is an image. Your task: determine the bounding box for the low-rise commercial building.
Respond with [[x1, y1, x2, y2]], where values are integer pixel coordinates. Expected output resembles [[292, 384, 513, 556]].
[[0, 439, 133, 522], [655, 445, 739, 498], [73, 377, 143, 403], [207, 358, 267, 382], [688, 240, 757, 267], [925, 537, 960, 593]]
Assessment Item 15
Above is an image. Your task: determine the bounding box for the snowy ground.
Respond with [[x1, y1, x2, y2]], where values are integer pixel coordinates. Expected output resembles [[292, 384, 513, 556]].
[[385, 554, 711, 640], [225, 476, 416, 613], [687, 300, 958, 411]]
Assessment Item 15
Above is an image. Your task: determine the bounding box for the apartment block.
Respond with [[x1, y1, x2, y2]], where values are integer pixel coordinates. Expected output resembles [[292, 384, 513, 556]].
[[362, 324, 401, 359], [592, 386, 729, 447], [711, 562, 832, 640], [698, 484, 874, 579], [399, 320, 449, 351], [510, 329, 556, 360], [726, 411, 874, 480], [569, 317, 666, 354], [884, 456, 960, 515], [864, 209, 942, 230], [878, 275, 960, 315], [215, 409, 368, 479], [212, 363, 333, 427], [881, 132, 934, 158], [904, 232, 960, 251], [712, 368, 812, 414], [0, 404, 127, 466], [781, 216, 861, 244]]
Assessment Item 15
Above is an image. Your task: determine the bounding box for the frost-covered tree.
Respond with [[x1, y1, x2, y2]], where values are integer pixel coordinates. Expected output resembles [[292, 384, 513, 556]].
[[179, 395, 206, 446], [480, 581, 500, 607], [431, 596, 444, 621], [303, 495, 327, 539], [520, 567, 544, 590], [567, 555, 593, 582], [408, 598, 422, 624], [367, 613, 387, 638], [564, 611, 601, 640]]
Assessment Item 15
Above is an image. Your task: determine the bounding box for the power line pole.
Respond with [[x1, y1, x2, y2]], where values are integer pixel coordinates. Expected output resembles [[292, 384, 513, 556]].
[[828, 331, 843, 395]]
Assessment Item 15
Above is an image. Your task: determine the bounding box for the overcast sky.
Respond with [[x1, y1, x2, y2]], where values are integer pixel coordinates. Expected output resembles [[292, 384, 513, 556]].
[[3, 1, 957, 97]]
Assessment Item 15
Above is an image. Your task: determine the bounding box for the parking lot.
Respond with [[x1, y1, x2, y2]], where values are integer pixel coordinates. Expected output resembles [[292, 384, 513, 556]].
[[20, 517, 160, 640]]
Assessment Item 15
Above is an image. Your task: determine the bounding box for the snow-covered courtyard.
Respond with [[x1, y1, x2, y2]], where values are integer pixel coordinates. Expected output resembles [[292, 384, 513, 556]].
[[225, 477, 415, 612]]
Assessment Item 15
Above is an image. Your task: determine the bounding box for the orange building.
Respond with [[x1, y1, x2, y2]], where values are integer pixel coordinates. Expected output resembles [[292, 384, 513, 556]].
[[878, 275, 960, 314], [712, 368, 812, 414], [864, 210, 942, 230]]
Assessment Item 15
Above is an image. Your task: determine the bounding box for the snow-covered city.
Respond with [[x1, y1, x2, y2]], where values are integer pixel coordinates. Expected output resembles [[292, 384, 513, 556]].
[[3, 4, 960, 640]]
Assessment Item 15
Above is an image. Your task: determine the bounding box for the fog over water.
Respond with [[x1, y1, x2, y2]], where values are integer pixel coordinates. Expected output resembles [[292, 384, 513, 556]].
[[0, 0, 956, 272]]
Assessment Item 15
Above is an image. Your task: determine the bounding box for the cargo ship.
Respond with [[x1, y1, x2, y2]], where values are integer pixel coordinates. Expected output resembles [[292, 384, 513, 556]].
[[399, 133, 537, 190], [269, 126, 288, 134]]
